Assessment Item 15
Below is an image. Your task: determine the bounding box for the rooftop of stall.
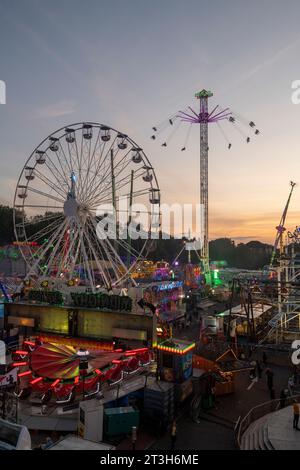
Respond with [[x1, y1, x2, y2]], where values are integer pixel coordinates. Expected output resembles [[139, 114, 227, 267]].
[[157, 338, 195, 384], [157, 338, 195, 355], [48, 435, 115, 451], [4, 298, 157, 349]]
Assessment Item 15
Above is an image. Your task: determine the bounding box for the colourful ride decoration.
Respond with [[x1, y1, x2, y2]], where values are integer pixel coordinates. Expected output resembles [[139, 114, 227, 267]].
[[13, 340, 152, 404]]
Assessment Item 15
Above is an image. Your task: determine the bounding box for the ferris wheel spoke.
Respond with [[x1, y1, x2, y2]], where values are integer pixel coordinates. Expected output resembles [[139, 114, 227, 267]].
[[25, 215, 64, 243], [111, 156, 135, 185], [87, 231, 109, 287], [86, 159, 139, 207], [91, 167, 146, 207], [114, 235, 145, 259], [114, 166, 146, 191], [77, 132, 85, 197], [26, 218, 68, 277], [112, 157, 145, 187], [78, 223, 98, 291], [33, 167, 67, 200], [79, 128, 102, 200], [89, 136, 111, 178], [28, 218, 65, 256], [57, 140, 73, 175], [16, 211, 63, 228], [80, 135, 109, 204], [43, 221, 73, 277], [86, 218, 121, 283], [56, 221, 80, 278], [73, 136, 82, 178], [20, 205, 64, 210], [84, 136, 119, 202], [93, 133, 119, 175], [67, 224, 83, 278], [87, 139, 108, 187], [66, 141, 75, 175], [24, 218, 66, 264], [91, 146, 132, 199], [50, 146, 72, 185], [77, 138, 92, 198], [91, 187, 151, 212], [100, 241, 125, 284], [88, 217, 131, 285], [85, 139, 126, 200], [66, 138, 81, 181], [26, 186, 65, 205], [83, 232, 96, 286], [44, 151, 70, 190], [85, 218, 115, 287]]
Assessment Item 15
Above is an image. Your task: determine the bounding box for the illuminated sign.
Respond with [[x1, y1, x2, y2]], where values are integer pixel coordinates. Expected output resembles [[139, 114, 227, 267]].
[[155, 281, 183, 292], [71, 292, 132, 312], [28, 290, 63, 305]]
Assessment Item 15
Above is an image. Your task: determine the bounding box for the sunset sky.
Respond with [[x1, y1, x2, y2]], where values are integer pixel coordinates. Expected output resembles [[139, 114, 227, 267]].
[[1, 0, 300, 244]]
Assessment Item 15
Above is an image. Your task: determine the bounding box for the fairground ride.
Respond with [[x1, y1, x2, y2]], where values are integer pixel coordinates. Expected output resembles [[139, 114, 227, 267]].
[[151, 89, 260, 285], [13, 123, 161, 292], [13, 340, 152, 404]]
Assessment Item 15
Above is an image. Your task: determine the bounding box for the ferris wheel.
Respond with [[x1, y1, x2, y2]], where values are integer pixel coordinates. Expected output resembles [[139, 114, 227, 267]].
[[13, 123, 160, 291]]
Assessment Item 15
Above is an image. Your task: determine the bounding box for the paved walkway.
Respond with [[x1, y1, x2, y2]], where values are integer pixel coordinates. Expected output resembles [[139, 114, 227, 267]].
[[267, 406, 300, 450], [150, 417, 235, 450]]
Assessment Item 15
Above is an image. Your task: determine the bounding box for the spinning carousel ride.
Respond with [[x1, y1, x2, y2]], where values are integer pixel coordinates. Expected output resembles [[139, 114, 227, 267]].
[[13, 340, 152, 404]]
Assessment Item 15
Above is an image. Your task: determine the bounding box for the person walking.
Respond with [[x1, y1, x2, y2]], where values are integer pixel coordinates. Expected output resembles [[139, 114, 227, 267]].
[[262, 351, 267, 366], [249, 362, 256, 380], [280, 389, 287, 409], [293, 400, 300, 430], [170, 420, 177, 450], [265, 368, 274, 391], [211, 386, 217, 410], [256, 360, 262, 379], [293, 365, 298, 385]]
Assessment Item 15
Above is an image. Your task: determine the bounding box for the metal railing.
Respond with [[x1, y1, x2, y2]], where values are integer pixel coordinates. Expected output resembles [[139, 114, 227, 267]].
[[235, 393, 300, 448]]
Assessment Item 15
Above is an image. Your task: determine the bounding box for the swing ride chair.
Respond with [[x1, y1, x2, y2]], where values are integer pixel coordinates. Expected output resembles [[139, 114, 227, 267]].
[[150, 90, 260, 151]]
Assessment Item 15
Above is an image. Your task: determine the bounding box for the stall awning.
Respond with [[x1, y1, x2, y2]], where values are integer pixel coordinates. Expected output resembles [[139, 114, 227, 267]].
[[197, 300, 216, 310], [219, 303, 272, 319]]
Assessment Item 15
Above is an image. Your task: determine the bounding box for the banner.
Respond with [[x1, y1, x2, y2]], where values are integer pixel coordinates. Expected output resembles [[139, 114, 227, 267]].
[[0, 367, 18, 387]]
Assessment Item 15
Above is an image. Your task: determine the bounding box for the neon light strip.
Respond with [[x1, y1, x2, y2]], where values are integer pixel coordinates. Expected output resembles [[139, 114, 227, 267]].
[[30, 377, 43, 385], [157, 343, 195, 355], [18, 371, 32, 377], [51, 379, 60, 388]]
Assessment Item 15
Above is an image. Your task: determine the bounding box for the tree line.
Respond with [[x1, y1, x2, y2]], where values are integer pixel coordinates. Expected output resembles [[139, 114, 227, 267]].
[[0, 205, 273, 269]]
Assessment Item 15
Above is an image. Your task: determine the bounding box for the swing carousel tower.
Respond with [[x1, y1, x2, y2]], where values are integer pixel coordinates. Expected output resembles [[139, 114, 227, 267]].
[[152, 89, 260, 285], [197, 90, 213, 283], [178, 89, 232, 284]]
